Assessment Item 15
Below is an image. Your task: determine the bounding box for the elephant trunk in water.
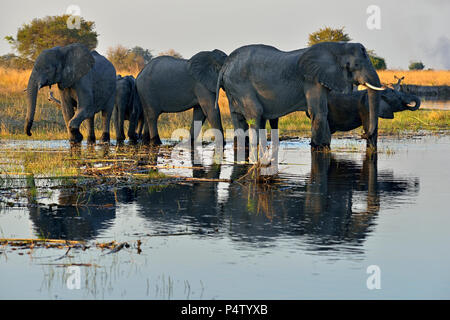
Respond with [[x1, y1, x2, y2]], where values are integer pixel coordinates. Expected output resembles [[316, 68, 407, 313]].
[[25, 69, 39, 136]]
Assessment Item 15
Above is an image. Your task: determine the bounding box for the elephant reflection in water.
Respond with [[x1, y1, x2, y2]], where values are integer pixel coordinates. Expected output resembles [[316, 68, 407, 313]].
[[223, 151, 419, 246], [303, 152, 381, 243], [27, 186, 117, 240]]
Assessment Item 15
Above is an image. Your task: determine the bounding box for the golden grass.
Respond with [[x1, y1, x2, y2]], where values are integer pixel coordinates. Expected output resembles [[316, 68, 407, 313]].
[[0, 67, 31, 93], [378, 70, 450, 86], [0, 66, 448, 141]]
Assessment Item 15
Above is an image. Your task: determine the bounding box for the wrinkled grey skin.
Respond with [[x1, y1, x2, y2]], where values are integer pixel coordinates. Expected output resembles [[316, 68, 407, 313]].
[[265, 88, 421, 146], [25, 43, 116, 144], [114, 75, 144, 143], [135, 49, 227, 145], [218, 42, 383, 150]]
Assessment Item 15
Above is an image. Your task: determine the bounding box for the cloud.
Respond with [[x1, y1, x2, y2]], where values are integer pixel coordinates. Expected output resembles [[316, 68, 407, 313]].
[[424, 36, 450, 69]]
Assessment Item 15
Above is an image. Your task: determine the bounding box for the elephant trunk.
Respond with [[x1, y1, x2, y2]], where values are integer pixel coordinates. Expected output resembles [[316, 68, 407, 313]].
[[366, 88, 380, 137], [25, 69, 39, 136], [406, 96, 421, 111], [363, 69, 382, 138]]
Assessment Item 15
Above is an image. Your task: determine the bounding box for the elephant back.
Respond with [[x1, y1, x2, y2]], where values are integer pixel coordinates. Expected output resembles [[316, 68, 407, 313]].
[[187, 49, 227, 92]]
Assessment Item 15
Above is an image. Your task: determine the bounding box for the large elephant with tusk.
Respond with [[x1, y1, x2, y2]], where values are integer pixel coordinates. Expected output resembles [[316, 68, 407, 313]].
[[218, 42, 385, 150]]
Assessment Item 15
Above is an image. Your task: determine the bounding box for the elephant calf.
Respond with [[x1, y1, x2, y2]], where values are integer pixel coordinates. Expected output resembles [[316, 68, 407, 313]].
[[265, 88, 421, 145], [114, 75, 144, 143], [135, 49, 227, 145]]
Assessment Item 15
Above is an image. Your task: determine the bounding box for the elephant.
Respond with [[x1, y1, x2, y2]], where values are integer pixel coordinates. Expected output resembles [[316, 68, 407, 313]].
[[135, 49, 227, 145], [25, 43, 116, 144], [114, 75, 144, 143], [217, 42, 384, 150], [263, 87, 421, 145]]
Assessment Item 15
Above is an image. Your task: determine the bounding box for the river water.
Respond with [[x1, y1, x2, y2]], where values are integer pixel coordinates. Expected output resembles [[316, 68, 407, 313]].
[[0, 134, 449, 299]]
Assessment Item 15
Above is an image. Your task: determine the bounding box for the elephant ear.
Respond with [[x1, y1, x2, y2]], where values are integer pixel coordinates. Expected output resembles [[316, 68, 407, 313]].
[[59, 43, 95, 89], [187, 50, 227, 92], [298, 43, 348, 93]]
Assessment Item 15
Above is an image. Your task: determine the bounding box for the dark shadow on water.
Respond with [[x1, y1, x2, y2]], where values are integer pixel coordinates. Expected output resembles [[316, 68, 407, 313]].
[[25, 149, 419, 253]]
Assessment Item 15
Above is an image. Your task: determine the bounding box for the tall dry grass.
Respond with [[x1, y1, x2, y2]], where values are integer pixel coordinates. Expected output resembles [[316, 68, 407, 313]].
[[378, 70, 450, 86], [0, 67, 31, 93]]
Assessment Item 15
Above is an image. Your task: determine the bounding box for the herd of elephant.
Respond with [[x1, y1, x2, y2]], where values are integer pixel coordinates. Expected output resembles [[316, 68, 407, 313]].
[[25, 42, 421, 151]]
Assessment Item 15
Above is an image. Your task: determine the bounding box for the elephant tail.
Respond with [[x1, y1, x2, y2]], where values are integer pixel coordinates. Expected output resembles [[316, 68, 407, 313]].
[[214, 68, 224, 111]]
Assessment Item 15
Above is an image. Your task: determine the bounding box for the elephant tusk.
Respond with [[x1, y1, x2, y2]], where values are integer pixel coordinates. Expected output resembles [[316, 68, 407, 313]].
[[364, 82, 385, 91]]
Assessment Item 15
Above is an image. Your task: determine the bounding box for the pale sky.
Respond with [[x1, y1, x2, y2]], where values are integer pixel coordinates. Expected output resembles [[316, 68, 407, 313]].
[[0, 0, 449, 69]]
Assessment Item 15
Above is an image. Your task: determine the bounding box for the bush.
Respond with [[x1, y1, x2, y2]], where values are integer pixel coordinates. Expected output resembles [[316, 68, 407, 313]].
[[308, 26, 351, 46], [158, 49, 183, 59], [107, 45, 153, 73], [409, 61, 425, 70], [368, 51, 387, 70]]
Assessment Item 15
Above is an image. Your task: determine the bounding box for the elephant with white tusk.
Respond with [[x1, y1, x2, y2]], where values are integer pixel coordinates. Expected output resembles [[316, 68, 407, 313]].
[[218, 42, 384, 150]]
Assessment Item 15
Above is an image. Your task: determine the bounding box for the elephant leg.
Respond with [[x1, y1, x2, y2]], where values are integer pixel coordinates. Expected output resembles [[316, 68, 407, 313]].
[[269, 118, 279, 130], [60, 93, 77, 141], [361, 114, 378, 150], [141, 121, 150, 145], [115, 103, 126, 144], [305, 84, 331, 150], [141, 101, 161, 145], [101, 94, 115, 143], [240, 95, 264, 160], [190, 105, 207, 144], [230, 111, 250, 150], [68, 108, 90, 143], [86, 116, 96, 144], [198, 91, 224, 146], [127, 106, 140, 143]]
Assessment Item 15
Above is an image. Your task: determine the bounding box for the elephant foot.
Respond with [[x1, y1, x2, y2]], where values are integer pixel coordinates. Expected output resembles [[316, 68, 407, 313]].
[[100, 132, 110, 144], [69, 128, 83, 144], [149, 135, 162, 146], [87, 135, 96, 145], [310, 142, 331, 152], [141, 132, 151, 145], [127, 133, 138, 144]]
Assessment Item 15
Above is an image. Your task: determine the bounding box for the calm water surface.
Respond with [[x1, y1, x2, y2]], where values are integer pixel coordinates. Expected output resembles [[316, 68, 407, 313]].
[[0, 135, 449, 299]]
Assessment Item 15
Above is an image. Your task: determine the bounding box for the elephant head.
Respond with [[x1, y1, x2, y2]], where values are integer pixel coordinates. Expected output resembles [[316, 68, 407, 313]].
[[25, 43, 94, 136], [378, 88, 421, 119], [298, 42, 384, 139], [187, 49, 227, 92]]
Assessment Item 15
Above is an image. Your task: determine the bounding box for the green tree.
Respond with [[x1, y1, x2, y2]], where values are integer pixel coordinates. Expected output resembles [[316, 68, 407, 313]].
[[308, 26, 351, 46], [367, 50, 387, 70], [409, 61, 425, 70], [5, 15, 98, 61]]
